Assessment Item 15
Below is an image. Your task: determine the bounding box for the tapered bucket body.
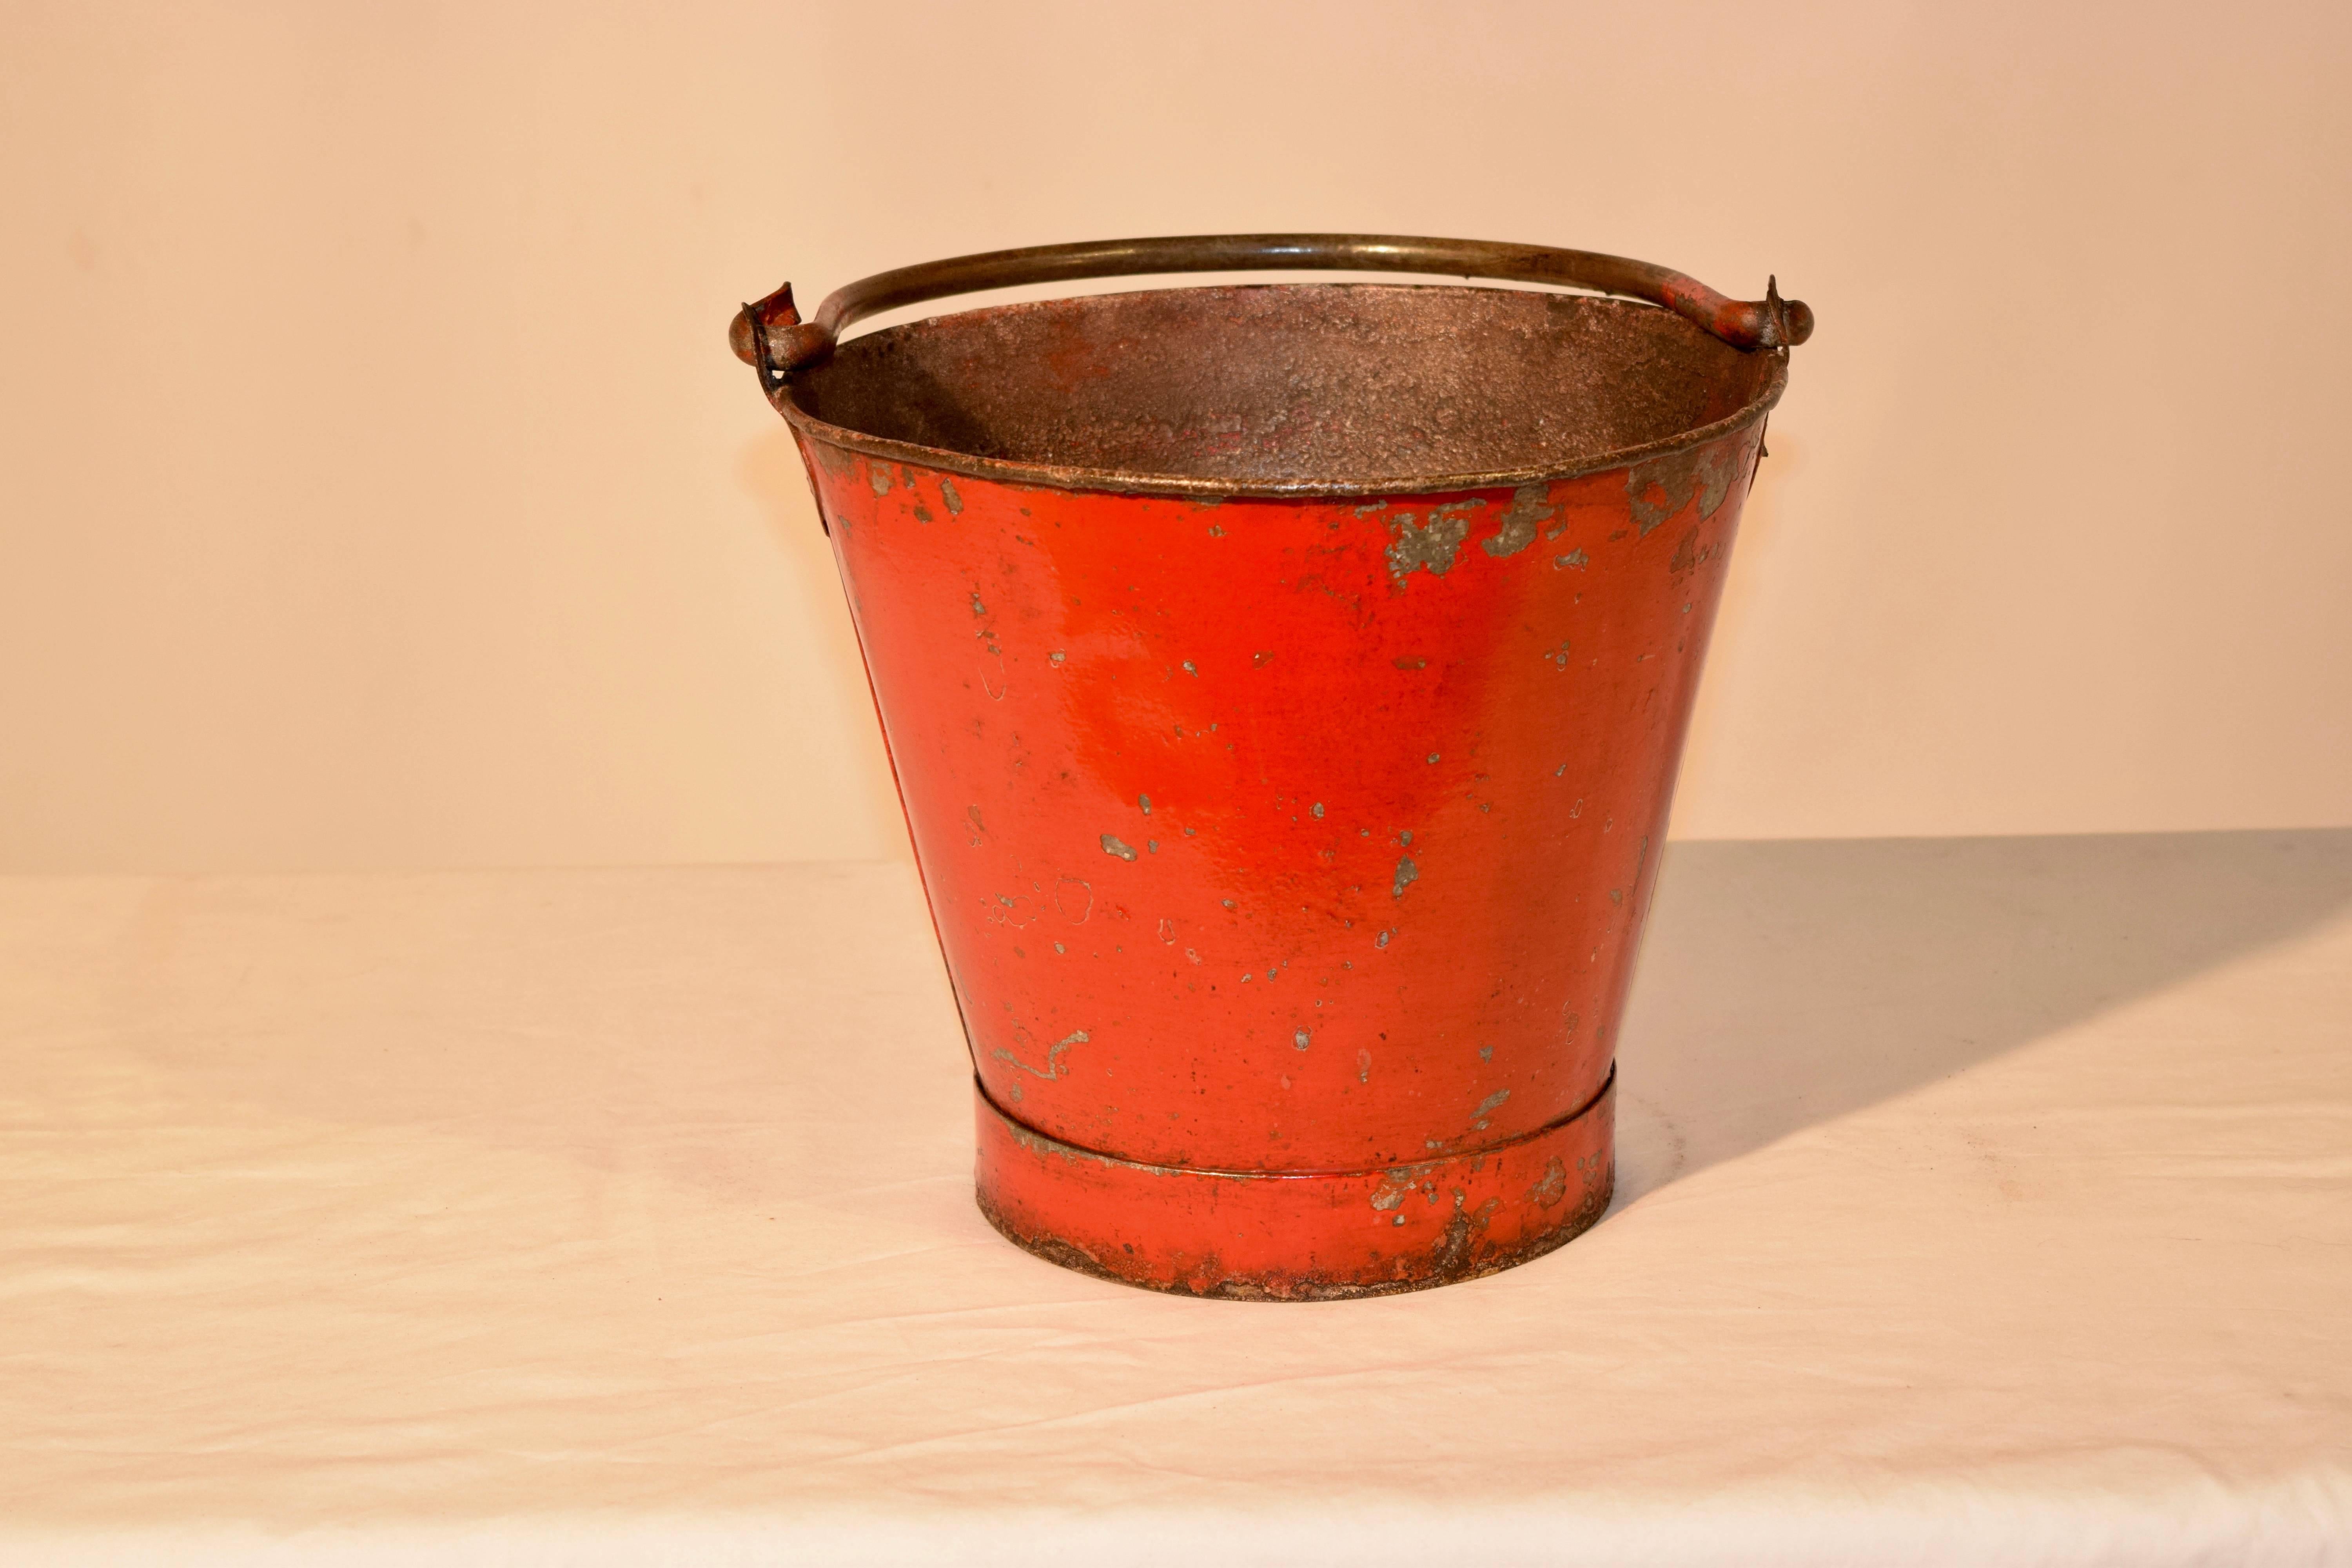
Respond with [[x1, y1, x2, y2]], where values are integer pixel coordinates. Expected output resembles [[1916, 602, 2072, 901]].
[[734, 238, 1803, 1298]]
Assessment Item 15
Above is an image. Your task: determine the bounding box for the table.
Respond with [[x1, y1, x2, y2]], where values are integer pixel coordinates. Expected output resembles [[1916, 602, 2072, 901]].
[[4, 832, 2348, 1564]]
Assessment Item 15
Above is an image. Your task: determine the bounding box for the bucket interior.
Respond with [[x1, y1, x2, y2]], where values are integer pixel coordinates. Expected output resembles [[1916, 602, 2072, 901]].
[[787, 283, 1779, 486]]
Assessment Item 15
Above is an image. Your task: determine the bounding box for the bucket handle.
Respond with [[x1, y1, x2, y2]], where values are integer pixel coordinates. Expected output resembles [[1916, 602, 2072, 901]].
[[730, 233, 1812, 389]]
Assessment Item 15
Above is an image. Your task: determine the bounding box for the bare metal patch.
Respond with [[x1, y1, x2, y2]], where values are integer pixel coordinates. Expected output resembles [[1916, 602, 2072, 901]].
[[1626, 439, 1741, 536], [992, 1028, 1089, 1080], [1527, 1156, 1569, 1209], [1483, 483, 1557, 558], [1385, 501, 1485, 582]]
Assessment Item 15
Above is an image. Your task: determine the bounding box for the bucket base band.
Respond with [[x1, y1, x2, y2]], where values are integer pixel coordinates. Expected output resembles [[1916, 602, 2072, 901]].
[[973, 1072, 1615, 1301]]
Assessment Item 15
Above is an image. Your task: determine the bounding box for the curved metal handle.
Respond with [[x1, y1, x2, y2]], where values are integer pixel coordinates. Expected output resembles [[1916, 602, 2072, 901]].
[[730, 233, 1813, 387]]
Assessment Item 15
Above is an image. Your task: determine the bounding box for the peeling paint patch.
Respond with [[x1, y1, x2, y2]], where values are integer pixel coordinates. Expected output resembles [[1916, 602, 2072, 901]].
[[1294, 1030, 1311, 1051], [1670, 526, 1712, 579], [1527, 1156, 1569, 1209], [1310, 802, 1324, 819], [1474, 1088, 1512, 1118], [1628, 440, 1740, 535], [970, 592, 987, 617], [940, 477, 963, 514], [1483, 483, 1556, 558], [1385, 501, 1485, 582], [1554, 548, 1589, 571], [867, 465, 893, 496], [1392, 857, 1419, 898], [1101, 835, 1137, 861]]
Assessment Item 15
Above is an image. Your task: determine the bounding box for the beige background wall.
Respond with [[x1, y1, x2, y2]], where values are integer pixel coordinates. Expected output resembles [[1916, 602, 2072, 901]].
[[3, 0, 2347, 873]]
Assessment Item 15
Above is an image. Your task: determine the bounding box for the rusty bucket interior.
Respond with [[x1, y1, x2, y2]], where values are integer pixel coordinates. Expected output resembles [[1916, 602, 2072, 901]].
[[782, 284, 1785, 495]]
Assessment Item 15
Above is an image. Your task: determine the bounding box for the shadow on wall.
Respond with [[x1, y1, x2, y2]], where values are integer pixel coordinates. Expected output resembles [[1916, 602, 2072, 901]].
[[1610, 828, 2352, 1206]]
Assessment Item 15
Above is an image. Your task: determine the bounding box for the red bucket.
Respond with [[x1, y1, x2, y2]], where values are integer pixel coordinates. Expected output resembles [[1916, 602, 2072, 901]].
[[730, 236, 1809, 1298]]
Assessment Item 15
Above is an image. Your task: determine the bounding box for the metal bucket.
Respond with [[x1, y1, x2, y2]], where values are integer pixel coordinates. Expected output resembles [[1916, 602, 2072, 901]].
[[729, 235, 1810, 1299]]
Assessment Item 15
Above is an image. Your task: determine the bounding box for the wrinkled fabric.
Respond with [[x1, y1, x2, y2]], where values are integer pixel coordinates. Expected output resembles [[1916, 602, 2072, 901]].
[[2, 833, 2348, 1566]]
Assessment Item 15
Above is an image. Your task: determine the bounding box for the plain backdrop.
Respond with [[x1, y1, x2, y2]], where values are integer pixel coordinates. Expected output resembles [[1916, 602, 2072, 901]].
[[3, 0, 2348, 874]]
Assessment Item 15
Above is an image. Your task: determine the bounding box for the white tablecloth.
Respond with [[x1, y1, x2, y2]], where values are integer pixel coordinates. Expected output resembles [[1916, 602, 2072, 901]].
[[4, 832, 2348, 1565]]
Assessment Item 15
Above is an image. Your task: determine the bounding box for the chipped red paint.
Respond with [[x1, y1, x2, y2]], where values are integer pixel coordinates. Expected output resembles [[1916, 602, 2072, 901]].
[[793, 423, 1762, 1296]]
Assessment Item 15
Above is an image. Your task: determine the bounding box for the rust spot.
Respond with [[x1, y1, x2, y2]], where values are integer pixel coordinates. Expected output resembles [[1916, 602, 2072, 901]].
[[1430, 1191, 1504, 1274]]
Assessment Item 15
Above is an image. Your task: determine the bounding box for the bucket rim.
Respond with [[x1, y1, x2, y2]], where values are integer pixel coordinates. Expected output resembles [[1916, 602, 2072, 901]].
[[770, 286, 1788, 499]]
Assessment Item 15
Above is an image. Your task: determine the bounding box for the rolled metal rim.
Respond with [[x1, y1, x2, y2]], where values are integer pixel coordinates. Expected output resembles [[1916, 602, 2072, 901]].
[[732, 234, 1808, 499]]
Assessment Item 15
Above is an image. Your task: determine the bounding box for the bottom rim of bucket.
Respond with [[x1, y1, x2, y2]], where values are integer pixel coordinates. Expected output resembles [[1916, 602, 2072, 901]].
[[973, 1070, 1615, 1301]]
